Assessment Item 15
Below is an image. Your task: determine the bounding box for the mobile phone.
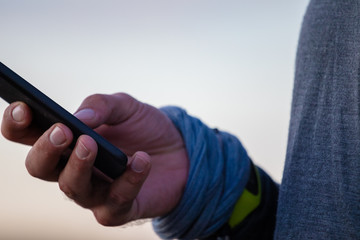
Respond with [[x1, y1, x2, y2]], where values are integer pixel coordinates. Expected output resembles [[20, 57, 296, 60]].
[[0, 62, 127, 179]]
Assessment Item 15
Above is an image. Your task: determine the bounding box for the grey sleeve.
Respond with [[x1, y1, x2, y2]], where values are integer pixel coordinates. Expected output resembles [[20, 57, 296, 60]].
[[275, 1, 360, 239]]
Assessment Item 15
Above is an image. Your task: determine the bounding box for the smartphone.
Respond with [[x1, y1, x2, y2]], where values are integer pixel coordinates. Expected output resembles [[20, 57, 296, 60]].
[[0, 62, 127, 179]]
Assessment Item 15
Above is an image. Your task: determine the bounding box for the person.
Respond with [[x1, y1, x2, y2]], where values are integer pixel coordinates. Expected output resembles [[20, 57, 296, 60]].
[[1, 0, 360, 239]]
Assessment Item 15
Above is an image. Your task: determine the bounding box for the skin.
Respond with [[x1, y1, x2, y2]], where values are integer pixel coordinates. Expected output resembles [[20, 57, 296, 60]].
[[1, 93, 189, 226]]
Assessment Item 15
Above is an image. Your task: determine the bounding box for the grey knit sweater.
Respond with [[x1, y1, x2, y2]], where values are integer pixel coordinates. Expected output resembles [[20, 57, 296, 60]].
[[275, 1, 360, 239]]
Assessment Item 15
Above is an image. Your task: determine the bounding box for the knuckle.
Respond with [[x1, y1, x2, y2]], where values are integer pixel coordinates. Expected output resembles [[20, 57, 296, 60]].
[[93, 210, 118, 226], [84, 94, 108, 107], [126, 173, 144, 185], [93, 207, 131, 227], [25, 161, 56, 181], [1, 129, 14, 141], [114, 92, 141, 117], [1, 121, 10, 139], [25, 159, 38, 178], [25, 153, 44, 179], [96, 216, 114, 226], [1, 123, 23, 141], [114, 92, 133, 101], [114, 92, 138, 108], [58, 180, 77, 199], [108, 190, 133, 205]]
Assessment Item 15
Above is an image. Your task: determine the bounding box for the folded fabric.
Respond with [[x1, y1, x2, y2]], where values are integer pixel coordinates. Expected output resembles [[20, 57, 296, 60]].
[[153, 106, 251, 239]]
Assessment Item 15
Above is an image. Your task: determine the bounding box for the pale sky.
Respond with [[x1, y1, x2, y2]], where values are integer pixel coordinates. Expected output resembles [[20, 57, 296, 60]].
[[0, 1, 309, 239]]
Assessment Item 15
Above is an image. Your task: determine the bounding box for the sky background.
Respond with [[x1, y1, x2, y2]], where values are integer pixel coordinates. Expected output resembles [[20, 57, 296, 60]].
[[0, 1, 309, 239]]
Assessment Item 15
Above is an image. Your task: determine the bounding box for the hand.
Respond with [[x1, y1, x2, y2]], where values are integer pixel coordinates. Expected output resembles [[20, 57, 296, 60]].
[[1, 93, 189, 226]]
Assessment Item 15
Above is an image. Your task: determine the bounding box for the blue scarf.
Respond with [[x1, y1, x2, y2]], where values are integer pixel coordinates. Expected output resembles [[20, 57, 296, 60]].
[[153, 106, 251, 239]]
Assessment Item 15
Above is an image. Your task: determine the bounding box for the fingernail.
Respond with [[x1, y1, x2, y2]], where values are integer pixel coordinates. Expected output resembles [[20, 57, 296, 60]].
[[50, 126, 67, 146], [12, 105, 25, 122], [131, 155, 147, 173], [75, 140, 90, 160], [74, 109, 95, 120]]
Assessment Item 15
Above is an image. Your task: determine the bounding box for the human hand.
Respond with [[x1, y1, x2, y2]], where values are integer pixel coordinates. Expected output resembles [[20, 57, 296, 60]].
[[1, 93, 189, 226]]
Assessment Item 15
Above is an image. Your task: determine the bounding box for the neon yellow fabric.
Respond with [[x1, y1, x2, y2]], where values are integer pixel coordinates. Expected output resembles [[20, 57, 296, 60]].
[[228, 166, 261, 228]]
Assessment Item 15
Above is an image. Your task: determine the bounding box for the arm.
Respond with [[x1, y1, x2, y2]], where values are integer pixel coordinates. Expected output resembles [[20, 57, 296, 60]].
[[1, 92, 278, 239]]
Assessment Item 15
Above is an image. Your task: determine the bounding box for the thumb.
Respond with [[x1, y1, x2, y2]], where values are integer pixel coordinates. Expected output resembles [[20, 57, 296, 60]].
[[73, 93, 141, 129]]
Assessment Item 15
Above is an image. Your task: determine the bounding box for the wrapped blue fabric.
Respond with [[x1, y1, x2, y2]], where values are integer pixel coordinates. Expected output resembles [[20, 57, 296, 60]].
[[153, 106, 251, 239]]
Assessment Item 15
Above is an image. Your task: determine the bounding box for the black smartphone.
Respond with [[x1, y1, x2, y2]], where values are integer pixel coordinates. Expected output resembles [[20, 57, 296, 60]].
[[0, 62, 127, 179]]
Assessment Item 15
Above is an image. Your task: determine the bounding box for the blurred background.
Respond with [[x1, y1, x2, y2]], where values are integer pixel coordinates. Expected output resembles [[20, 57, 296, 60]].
[[0, 0, 309, 239]]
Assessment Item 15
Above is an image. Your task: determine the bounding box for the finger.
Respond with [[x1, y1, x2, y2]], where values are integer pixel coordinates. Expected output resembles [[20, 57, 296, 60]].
[[92, 151, 151, 226], [73, 93, 140, 128], [58, 135, 99, 206], [1, 102, 42, 145], [25, 123, 73, 181]]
